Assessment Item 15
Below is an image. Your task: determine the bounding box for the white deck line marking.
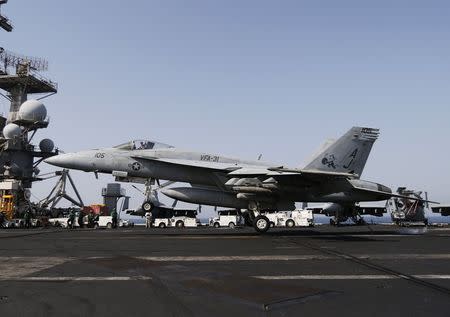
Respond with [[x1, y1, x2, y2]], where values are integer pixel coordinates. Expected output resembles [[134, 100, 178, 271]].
[[0, 253, 449, 271], [415, 275, 450, 279], [55, 236, 260, 240], [254, 275, 450, 280], [136, 254, 450, 261], [255, 275, 396, 280], [3, 275, 450, 282], [0, 276, 152, 281], [137, 255, 333, 261], [368, 254, 450, 260], [0, 257, 70, 278]]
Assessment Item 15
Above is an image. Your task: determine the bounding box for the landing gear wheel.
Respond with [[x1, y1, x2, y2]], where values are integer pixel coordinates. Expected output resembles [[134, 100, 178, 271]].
[[253, 215, 270, 233], [142, 201, 154, 212], [286, 219, 295, 228]]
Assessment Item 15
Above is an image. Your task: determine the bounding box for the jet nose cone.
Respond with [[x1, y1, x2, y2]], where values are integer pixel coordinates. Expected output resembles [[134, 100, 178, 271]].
[[44, 153, 75, 168]]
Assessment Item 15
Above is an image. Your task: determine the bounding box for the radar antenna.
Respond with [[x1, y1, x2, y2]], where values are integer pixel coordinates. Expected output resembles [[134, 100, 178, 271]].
[[0, 48, 49, 74]]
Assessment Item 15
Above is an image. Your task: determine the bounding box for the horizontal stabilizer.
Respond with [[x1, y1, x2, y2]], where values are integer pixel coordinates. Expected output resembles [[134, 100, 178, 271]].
[[353, 186, 439, 204]]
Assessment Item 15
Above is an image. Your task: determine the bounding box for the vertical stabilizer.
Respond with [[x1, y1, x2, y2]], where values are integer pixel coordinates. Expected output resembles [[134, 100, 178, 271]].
[[304, 127, 379, 178]]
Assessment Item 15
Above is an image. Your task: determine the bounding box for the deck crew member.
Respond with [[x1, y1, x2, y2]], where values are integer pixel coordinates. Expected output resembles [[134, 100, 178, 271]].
[[111, 209, 118, 228], [145, 211, 152, 228]]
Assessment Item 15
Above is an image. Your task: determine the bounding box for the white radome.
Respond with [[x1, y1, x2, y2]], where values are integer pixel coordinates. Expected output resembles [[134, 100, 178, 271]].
[[39, 138, 55, 152], [3, 123, 22, 139], [18, 99, 47, 122]]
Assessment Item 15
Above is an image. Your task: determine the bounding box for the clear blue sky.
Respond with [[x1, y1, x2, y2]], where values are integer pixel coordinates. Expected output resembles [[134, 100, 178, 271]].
[[1, 1, 449, 217]]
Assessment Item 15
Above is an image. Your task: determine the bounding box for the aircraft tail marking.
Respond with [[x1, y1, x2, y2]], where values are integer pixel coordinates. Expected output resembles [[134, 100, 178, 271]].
[[304, 127, 379, 178]]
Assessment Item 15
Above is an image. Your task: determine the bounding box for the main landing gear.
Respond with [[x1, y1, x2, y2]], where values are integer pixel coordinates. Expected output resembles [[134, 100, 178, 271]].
[[138, 178, 175, 213], [248, 201, 271, 233], [253, 215, 270, 233], [142, 200, 154, 212]]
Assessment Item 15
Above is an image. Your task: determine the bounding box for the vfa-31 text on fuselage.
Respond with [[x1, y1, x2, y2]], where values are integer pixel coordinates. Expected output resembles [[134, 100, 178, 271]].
[[45, 127, 421, 233]]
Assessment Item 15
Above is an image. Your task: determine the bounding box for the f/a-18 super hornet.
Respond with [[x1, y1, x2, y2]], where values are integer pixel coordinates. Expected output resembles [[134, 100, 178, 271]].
[[45, 126, 425, 232]]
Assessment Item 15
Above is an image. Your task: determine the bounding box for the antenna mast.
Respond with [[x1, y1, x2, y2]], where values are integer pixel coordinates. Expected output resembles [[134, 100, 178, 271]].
[[0, 0, 13, 32]]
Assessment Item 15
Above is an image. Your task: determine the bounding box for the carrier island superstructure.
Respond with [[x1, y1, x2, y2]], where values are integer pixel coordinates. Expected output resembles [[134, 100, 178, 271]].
[[0, 0, 59, 219]]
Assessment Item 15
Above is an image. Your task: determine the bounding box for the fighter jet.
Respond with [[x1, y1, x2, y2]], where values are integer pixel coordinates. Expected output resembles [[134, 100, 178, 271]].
[[45, 127, 423, 232]]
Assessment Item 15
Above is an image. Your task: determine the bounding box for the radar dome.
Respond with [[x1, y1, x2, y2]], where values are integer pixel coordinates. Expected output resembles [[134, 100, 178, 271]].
[[18, 99, 47, 122], [3, 123, 22, 139], [39, 138, 54, 152]]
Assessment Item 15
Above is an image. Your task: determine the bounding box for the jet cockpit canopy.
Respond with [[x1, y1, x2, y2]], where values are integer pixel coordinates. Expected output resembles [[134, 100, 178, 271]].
[[114, 140, 174, 151]]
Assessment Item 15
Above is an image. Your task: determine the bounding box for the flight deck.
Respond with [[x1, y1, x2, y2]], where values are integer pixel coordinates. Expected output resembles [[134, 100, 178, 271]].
[[0, 225, 449, 316]]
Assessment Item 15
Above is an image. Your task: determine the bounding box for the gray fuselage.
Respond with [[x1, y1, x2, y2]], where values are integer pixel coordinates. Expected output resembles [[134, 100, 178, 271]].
[[45, 146, 392, 208]]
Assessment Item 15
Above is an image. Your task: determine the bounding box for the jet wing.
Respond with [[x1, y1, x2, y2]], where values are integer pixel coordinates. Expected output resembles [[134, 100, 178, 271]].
[[226, 167, 357, 187], [228, 167, 356, 178], [131, 156, 242, 171], [268, 167, 358, 178]]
